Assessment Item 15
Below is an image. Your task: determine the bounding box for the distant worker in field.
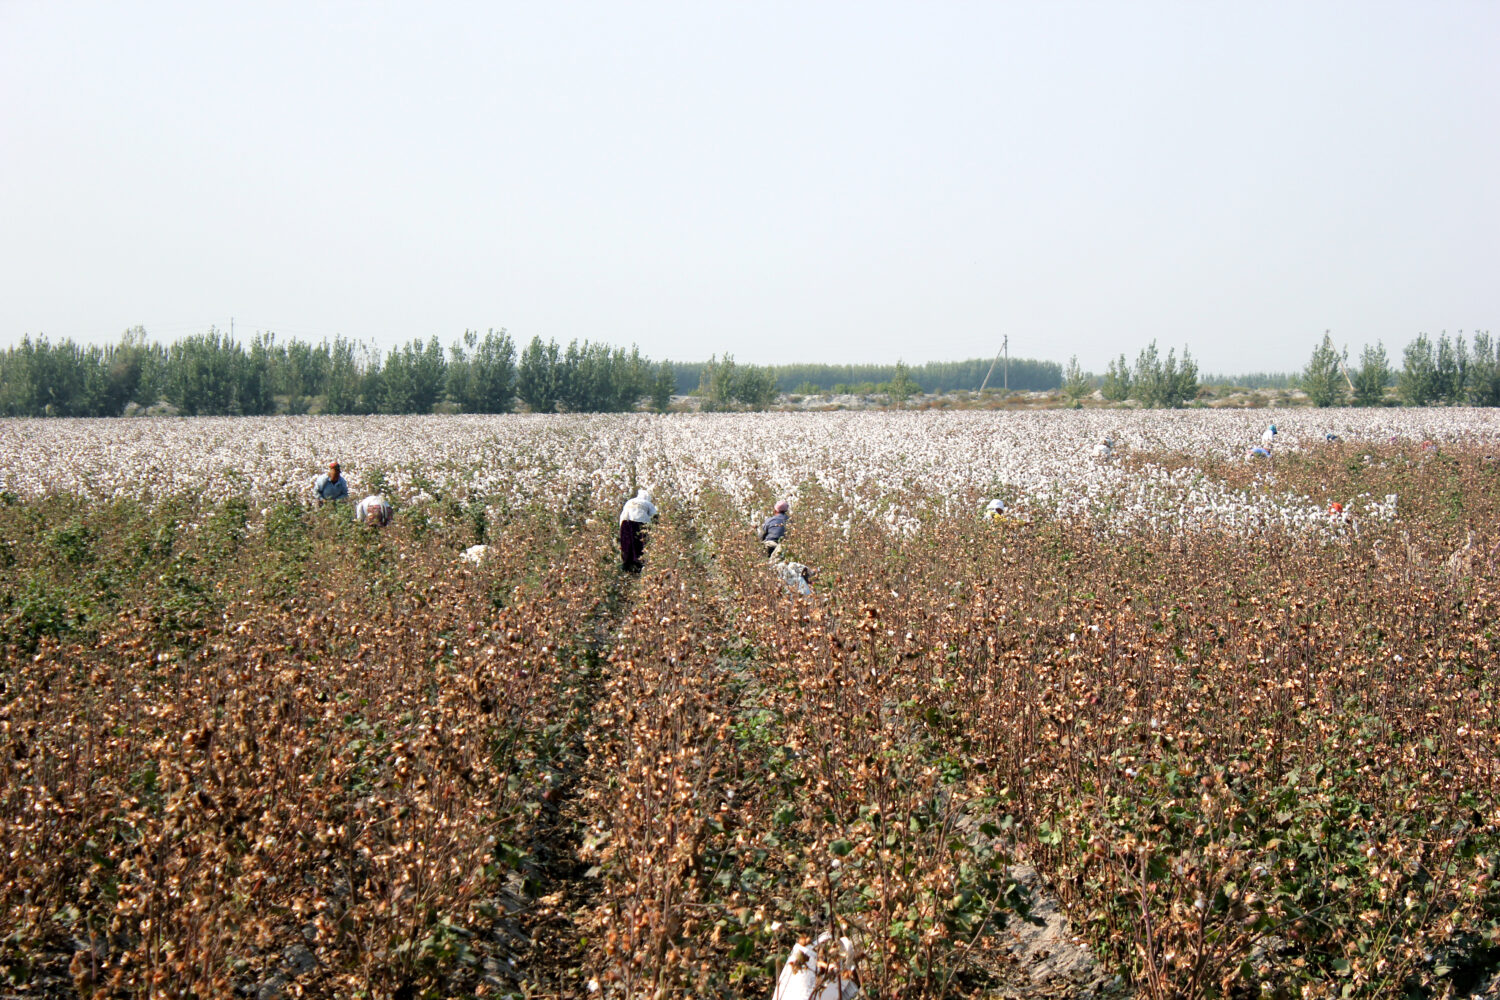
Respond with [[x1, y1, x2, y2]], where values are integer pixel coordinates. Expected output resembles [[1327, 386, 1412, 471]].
[[1328, 501, 1358, 536], [1093, 437, 1114, 462], [619, 488, 657, 573], [314, 461, 349, 504], [355, 494, 393, 527], [984, 498, 1007, 521], [1261, 423, 1278, 448], [1247, 445, 1272, 460], [758, 500, 791, 557], [774, 560, 814, 596]]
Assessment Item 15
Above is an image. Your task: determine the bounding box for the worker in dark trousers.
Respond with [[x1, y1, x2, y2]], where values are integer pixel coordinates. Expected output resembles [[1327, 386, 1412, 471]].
[[758, 500, 790, 558]]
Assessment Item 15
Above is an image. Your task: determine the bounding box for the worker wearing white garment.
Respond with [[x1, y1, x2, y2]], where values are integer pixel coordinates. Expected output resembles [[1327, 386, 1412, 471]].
[[618, 488, 656, 573], [1093, 437, 1114, 461], [354, 494, 393, 527], [774, 561, 814, 596], [772, 933, 861, 1000], [1262, 423, 1277, 448]]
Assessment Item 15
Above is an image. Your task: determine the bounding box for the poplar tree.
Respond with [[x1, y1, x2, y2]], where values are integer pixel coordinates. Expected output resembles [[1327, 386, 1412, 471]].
[[1300, 333, 1348, 407]]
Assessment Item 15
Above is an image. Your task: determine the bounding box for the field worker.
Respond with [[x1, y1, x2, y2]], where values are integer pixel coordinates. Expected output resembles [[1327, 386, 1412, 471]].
[[355, 494, 393, 527], [772, 932, 861, 1000], [984, 498, 1006, 521], [774, 561, 814, 596], [758, 500, 791, 557], [1328, 501, 1358, 536], [314, 461, 348, 504], [1093, 437, 1114, 461], [1247, 445, 1272, 460], [619, 488, 657, 573], [1261, 424, 1277, 448], [1325, 433, 1340, 442]]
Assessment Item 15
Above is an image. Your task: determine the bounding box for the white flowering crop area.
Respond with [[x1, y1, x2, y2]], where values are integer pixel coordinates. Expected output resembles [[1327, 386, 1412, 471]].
[[5, 409, 1497, 534]]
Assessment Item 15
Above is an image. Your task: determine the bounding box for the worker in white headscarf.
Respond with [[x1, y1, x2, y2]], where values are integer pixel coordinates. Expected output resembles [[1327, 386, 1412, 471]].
[[618, 488, 657, 572], [772, 933, 861, 1000], [354, 494, 393, 527]]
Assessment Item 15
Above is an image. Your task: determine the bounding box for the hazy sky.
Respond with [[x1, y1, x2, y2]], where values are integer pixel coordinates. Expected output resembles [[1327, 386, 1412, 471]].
[[3, 1, 1495, 372]]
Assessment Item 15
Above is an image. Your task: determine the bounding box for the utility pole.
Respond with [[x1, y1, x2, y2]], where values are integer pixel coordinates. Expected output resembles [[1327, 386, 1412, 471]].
[[1338, 357, 1356, 393], [978, 335, 1012, 395], [978, 346, 1000, 393]]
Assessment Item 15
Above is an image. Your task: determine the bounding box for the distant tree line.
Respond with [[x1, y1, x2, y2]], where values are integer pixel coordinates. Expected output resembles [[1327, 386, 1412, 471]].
[[5, 326, 1495, 417], [662, 357, 1063, 396], [1049, 329, 1500, 410], [0, 328, 682, 417], [1092, 342, 1202, 408], [1299, 330, 1500, 407], [0, 332, 1066, 417], [765, 357, 1062, 395], [1198, 372, 1299, 390]]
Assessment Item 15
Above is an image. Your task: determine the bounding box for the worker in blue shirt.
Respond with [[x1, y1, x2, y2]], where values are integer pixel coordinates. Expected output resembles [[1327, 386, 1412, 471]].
[[758, 501, 791, 558], [314, 461, 349, 504]]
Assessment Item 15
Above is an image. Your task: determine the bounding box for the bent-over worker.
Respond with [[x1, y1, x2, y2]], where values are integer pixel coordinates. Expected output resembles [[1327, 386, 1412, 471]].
[[355, 494, 393, 527], [758, 501, 791, 557], [619, 488, 657, 573]]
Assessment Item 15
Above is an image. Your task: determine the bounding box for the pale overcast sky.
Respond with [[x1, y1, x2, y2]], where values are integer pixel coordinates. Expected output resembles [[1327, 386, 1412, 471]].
[[2, 1, 1495, 372]]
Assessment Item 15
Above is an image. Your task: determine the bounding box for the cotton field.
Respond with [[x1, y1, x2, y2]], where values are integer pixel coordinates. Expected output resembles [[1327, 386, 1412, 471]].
[[4, 407, 1500, 999], [5, 409, 1498, 533]]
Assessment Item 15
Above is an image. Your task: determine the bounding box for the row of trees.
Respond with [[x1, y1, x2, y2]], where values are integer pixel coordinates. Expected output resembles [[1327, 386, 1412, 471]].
[[661, 357, 1062, 396], [0, 327, 1070, 417], [1301, 331, 1500, 407], [1079, 342, 1201, 408], [0, 329, 689, 417], [1061, 329, 1498, 410], [5, 326, 1496, 416], [761, 357, 1061, 395], [694, 355, 779, 410]]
